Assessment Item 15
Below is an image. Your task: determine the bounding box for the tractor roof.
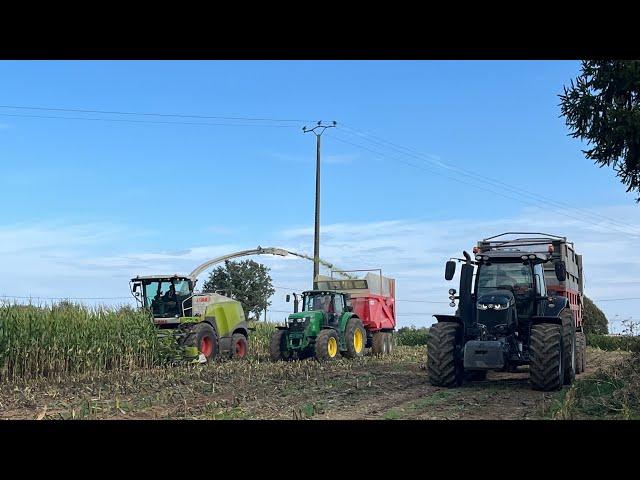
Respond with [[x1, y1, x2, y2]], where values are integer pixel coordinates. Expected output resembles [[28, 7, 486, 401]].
[[302, 290, 347, 296], [131, 274, 190, 281], [475, 250, 549, 263]]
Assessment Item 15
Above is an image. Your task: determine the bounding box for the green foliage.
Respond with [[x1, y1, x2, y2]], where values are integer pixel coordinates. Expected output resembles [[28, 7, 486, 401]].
[[582, 295, 609, 334], [0, 302, 177, 382], [587, 333, 640, 352], [560, 60, 640, 201], [202, 259, 275, 321], [552, 353, 640, 419], [396, 326, 430, 346]]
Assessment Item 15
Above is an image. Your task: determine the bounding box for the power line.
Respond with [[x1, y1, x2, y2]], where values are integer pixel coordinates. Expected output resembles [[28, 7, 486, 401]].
[[340, 127, 640, 237], [0, 104, 312, 123], [340, 124, 640, 237], [0, 112, 299, 128]]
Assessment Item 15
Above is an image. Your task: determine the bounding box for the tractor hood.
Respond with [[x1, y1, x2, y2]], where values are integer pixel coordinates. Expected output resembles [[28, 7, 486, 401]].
[[288, 311, 323, 320]]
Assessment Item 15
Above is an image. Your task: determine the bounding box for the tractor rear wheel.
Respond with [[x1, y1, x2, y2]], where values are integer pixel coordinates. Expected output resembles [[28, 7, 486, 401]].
[[269, 330, 292, 362], [315, 329, 340, 361], [529, 323, 564, 391], [183, 322, 218, 362], [576, 331, 586, 374], [343, 318, 366, 358], [427, 322, 463, 387], [371, 332, 388, 355], [561, 312, 576, 385], [230, 333, 249, 360]]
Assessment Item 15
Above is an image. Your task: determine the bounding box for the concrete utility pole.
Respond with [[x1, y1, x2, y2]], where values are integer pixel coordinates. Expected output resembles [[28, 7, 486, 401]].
[[303, 120, 337, 284]]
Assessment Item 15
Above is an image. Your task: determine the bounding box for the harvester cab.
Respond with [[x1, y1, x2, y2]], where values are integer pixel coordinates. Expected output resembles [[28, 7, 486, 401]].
[[270, 270, 397, 362], [429, 233, 584, 391]]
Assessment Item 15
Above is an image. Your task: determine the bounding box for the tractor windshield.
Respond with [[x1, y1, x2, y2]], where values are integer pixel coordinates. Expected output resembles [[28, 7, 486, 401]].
[[476, 262, 533, 297], [303, 293, 334, 313], [143, 278, 191, 317]]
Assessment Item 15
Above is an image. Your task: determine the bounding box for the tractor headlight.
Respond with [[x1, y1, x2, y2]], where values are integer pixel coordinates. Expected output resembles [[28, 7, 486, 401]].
[[477, 303, 488, 310], [493, 303, 508, 310]]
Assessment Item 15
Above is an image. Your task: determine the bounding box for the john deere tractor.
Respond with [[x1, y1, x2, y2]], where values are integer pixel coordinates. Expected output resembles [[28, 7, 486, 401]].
[[270, 290, 366, 361]]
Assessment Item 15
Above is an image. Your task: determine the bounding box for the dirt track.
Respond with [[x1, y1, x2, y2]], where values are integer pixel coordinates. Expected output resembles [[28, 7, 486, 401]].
[[0, 347, 627, 420]]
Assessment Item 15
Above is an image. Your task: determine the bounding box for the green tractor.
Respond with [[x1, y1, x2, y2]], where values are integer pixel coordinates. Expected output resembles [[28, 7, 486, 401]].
[[270, 290, 366, 361]]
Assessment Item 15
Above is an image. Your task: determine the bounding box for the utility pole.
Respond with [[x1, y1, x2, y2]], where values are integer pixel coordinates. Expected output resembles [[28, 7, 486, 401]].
[[303, 120, 337, 285]]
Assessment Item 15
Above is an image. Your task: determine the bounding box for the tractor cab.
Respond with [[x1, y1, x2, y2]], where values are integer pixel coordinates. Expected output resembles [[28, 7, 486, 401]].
[[474, 251, 549, 323], [130, 275, 194, 323], [300, 290, 350, 326]]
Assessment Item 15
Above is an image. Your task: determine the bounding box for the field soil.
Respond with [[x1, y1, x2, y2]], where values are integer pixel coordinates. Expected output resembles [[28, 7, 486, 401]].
[[0, 347, 628, 420]]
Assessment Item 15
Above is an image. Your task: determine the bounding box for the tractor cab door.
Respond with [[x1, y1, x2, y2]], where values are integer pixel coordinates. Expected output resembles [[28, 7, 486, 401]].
[[328, 294, 343, 326]]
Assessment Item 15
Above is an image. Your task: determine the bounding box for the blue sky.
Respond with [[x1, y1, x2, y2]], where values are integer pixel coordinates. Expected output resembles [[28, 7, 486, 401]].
[[1, 60, 639, 331]]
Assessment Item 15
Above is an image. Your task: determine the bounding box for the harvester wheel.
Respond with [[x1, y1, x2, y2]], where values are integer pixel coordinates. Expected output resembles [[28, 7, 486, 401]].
[[269, 330, 292, 362], [529, 323, 564, 391], [230, 333, 249, 360], [343, 318, 366, 358], [561, 311, 576, 385], [426, 322, 463, 387], [315, 329, 340, 361], [371, 332, 388, 356], [183, 323, 218, 362], [576, 331, 586, 374]]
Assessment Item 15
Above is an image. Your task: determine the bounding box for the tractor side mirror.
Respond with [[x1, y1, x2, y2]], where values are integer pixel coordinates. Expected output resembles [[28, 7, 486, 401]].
[[555, 261, 567, 282], [445, 261, 456, 281], [286, 294, 290, 302], [132, 283, 138, 292]]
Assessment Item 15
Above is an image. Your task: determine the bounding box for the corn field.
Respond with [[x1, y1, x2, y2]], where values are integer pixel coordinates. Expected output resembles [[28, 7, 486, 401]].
[[0, 302, 176, 382]]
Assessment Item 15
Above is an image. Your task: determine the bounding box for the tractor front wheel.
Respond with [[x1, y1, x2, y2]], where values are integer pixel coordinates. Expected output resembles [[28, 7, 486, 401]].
[[315, 329, 340, 361], [269, 330, 292, 362], [343, 318, 366, 358], [426, 322, 463, 387], [230, 333, 249, 360], [183, 323, 218, 362]]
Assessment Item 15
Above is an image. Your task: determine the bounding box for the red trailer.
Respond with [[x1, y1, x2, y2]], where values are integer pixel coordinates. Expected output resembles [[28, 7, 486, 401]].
[[314, 270, 396, 354]]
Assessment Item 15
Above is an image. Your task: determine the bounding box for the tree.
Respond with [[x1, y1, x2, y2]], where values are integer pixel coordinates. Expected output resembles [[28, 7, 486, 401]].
[[201, 259, 275, 321], [560, 61, 640, 201], [582, 295, 609, 335]]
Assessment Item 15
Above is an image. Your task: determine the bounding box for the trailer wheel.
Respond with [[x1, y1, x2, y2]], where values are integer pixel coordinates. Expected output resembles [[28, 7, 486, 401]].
[[529, 323, 564, 391], [183, 323, 218, 362], [576, 331, 586, 374], [315, 329, 340, 361], [269, 330, 292, 362], [230, 333, 248, 360], [371, 332, 388, 356], [385, 332, 394, 355], [426, 322, 463, 387], [561, 311, 576, 385], [343, 318, 366, 358]]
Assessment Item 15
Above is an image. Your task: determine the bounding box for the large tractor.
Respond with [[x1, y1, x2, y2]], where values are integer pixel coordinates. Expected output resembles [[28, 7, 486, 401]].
[[130, 247, 289, 362], [270, 271, 396, 361], [427, 233, 585, 391]]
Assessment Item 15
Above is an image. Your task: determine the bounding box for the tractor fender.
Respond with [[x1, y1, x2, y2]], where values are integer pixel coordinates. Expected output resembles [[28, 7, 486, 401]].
[[530, 316, 563, 326], [542, 296, 569, 317], [433, 314, 463, 325]]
